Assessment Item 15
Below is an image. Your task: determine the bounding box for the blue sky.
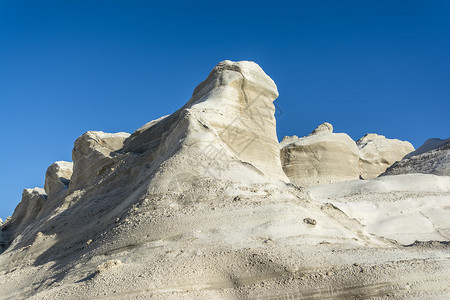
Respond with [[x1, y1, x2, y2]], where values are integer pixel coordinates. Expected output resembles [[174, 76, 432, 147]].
[[1, 1, 449, 219]]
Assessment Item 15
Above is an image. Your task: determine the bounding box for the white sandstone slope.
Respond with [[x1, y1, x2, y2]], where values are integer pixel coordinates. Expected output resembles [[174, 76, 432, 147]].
[[280, 122, 360, 187], [309, 174, 450, 245], [357, 133, 414, 179], [382, 137, 450, 176], [1, 61, 450, 299]]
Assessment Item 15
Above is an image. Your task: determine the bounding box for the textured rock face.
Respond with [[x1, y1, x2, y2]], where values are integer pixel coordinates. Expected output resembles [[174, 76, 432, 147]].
[[357, 133, 414, 179], [122, 60, 288, 182], [2, 188, 47, 247], [70, 131, 130, 190], [309, 122, 333, 136], [382, 138, 450, 176], [281, 127, 415, 185], [280, 123, 360, 187], [44, 161, 73, 199]]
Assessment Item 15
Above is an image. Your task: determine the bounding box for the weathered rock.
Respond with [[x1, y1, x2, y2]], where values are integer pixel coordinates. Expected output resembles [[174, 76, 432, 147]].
[[280, 123, 360, 187], [382, 138, 450, 176], [44, 161, 73, 199], [309, 122, 333, 136], [3, 61, 449, 299], [70, 131, 130, 191], [1, 188, 47, 248], [357, 133, 414, 179], [122, 60, 288, 182]]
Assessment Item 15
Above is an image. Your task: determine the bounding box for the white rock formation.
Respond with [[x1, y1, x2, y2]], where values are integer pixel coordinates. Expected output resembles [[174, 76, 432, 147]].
[[122, 60, 288, 182], [44, 161, 73, 199], [70, 131, 130, 190], [1, 188, 47, 247], [1, 61, 450, 299], [280, 122, 360, 187], [382, 137, 450, 176], [357, 133, 414, 179]]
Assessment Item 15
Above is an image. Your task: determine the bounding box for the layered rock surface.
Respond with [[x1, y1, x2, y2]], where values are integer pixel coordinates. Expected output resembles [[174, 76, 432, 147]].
[[382, 137, 450, 176], [1, 188, 47, 248], [281, 126, 415, 185], [280, 123, 361, 187], [44, 161, 73, 199], [70, 131, 130, 191], [121, 60, 288, 182], [357, 133, 414, 179]]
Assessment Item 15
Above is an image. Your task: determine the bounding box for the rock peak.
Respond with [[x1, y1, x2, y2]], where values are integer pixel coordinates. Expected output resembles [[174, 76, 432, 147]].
[[357, 133, 386, 144], [309, 122, 333, 136]]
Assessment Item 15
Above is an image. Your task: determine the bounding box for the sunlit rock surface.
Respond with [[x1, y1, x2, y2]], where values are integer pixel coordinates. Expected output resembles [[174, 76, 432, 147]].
[[280, 122, 360, 187], [1, 62, 449, 299], [357, 133, 414, 179]]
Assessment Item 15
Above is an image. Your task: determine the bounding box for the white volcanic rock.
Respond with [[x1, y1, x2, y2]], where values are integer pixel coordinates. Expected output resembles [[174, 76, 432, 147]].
[[2, 61, 450, 299], [44, 161, 73, 199], [1, 188, 47, 248], [70, 131, 130, 191], [382, 138, 450, 176], [280, 122, 360, 187], [309, 121, 333, 136], [357, 133, 414, 179], [122, 60, 288, 182]]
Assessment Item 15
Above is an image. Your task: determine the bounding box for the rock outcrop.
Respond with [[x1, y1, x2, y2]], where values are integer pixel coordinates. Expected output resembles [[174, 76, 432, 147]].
[[44, 161, 73, 199], [281, 126, 416, 185], [357, 133, 414, 179], [2, 61, 450, 299], [382, 138, 450, 176], [280, 122, 360, 187], [70, 131, 130, 191], [1, 188, 47, 248], [122, 60, 288, 182]]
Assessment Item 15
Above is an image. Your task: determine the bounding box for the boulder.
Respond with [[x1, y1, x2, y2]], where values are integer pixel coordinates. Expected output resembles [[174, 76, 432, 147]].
[[44, 161, 73, 199], [280, 122, 360, 187], [357, 133, 414, 179]]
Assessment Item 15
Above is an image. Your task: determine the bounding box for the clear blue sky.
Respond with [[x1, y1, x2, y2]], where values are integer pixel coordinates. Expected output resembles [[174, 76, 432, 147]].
[[1, 1, 449, 220]]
